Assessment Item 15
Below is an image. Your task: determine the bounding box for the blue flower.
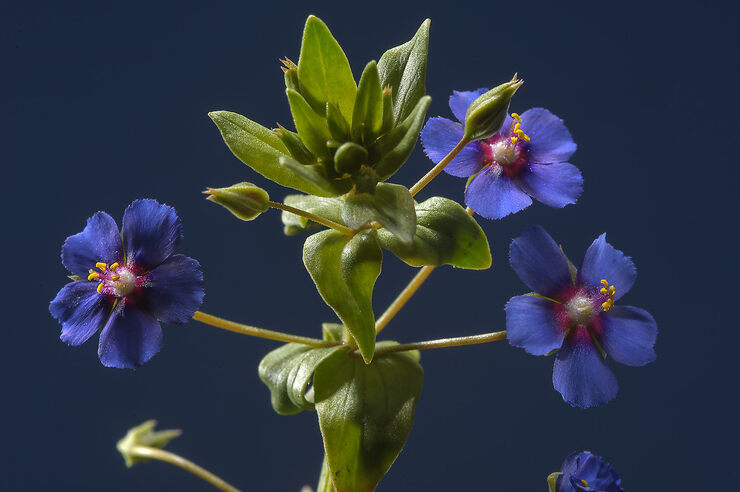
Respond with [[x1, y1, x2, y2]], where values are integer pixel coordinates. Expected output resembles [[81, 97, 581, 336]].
[[555, 451, 625, 492], [506, 226, 657, 408], [421, 88, 582, 219], [50, 199, 205, 369]]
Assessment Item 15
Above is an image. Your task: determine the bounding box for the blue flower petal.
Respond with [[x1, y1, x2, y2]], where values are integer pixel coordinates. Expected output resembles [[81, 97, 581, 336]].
[[448, 88, 487, 123], [505, 295, 566, 355], [578, 234, 636, 301], [50, 281, 111, 346], [122, 199, 182, 272], [564, 451, 625, 492], [98, 303, 163, 369], [142, 254, 205, 323], [62, 212, 124, 278], [599, 305, 657, 367], [517, 162, 583, 208], [520, 108, 577, 164], [421, 117, 486, 177], [553, 327, 618, 408], [465, 167, 532, 219], [509, 226, 573, 300]]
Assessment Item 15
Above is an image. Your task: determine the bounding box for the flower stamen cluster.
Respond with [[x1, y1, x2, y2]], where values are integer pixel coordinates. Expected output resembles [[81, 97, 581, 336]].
[[599, 279, 615, 312]]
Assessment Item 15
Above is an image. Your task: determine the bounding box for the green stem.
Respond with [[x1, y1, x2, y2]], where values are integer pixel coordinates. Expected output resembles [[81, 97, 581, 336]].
[[375, 266, 436, 334], [193, 311, 340, 348], [316, 454, 335, 492], [409, 136, 471, 197], [128, 446, 240, 492], [373, 330, 508, 356], [268, 201, 355, 236]]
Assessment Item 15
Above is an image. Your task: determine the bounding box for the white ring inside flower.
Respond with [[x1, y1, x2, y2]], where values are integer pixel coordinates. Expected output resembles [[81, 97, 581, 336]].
[[107, 268, 136, 298], [489, 140, 519, 167], [566, 295, 595, 325]]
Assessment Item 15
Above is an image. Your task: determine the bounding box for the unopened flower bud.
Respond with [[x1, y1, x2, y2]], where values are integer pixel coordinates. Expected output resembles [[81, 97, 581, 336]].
[[464, 75, 523, 141], [204, 182, 270, 221], [117, 420, 181, 468]]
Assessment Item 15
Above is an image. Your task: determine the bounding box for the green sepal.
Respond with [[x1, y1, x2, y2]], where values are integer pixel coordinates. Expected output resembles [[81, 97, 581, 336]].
[[209, 111, 332, 197], [275, 124, 316, 165], [464, 77, 522, 141], [327, 102, 351, 141], [377, 196, 491, 269], [303, 230, 382, 363], [380, 86, 394, 134], [560, 245, 578, 286], [67, 275, 83, 281], [258, 343, 349, 415], [204, 182, 270, 221], [116, 420, 182, 468], [547, 472, 562, 492], [342, 183, 416, 244], [371, 95, 431, 181], [334, 142, 368, 176], [352, 61, 383, 144], [286, 89, 332, 159], [297, 15, 356, 122], [280, 156, 353, 197], [377, 19, 430, 125], [281, 194, 345, 235], [314, 347, 423, 492]]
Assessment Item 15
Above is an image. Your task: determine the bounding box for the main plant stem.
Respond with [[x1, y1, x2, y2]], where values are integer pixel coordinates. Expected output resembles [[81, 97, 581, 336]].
[[374, 331, 507, 356], [409, 136, 470, 197], [128, 446, 240, 492], [193, 311, 339, 348], [268, 201, 355, 236]]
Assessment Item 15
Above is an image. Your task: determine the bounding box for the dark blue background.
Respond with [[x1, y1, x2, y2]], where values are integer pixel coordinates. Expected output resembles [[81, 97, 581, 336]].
[[3, 1, 737, 490]]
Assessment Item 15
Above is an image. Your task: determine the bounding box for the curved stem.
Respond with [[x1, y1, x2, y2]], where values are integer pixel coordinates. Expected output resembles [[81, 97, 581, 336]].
[[375, 266, 436, 334], [129, 446, 240, 492], [269, 201, 355, 236], [374, 330, 507, 356], [193, 311, 339, 348], [409, 136, 471, 197]]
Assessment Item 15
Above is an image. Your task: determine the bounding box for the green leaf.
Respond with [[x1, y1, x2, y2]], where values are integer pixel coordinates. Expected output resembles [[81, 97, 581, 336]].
[[352, 61, 383, 144], [342, 183, 416, 244], [376, 19, 430, 125], [280, 156, 353, 197], [303, 230, 382, 363], [334, 142, 368, 176], [377, 196, 491, 269], [209, 111, 332, 196], [297, 15, 357, 123], [286, 89, 332, 159], [371, 96, 431, 181], [314, 349, 423, 492], [327, 102, 351, 141], [258, 343, 349, 415], [322, 323, 345, 342], [281, 194, 345, 235]]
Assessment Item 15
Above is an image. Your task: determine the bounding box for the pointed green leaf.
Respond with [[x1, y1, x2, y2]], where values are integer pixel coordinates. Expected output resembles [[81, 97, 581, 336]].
[[286, 89, 332, 159], [371, 96, 431, 180], [327, 102, 351, 141], [352, 61, 383, 144], [377, 19, 430, 125], [334, 142, 368, 176], [281, 194, 345, 235], [314, 348, 423, 492], [303, 230, 382, 363], [297, 15, 357, 123], [377, 196, 491, 269], [280, 156, 353, 197], [258, 343, 349, 415], [342, 183, 416, 244], [209, 111, 333, 196]]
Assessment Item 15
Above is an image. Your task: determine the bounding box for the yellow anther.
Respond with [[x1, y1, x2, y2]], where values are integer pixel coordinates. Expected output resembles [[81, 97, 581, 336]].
[[511, 112, 521, 120], [111, 274, 121, 281], [110, 262, 119, 271], [87, 272, 100, 281], [96, 262, 108, 271], [514, 122, 521, 132], [601, 279, 609, 286], [97, 283, 104, 294], [600, 287, 608, 294], [581, 479, 589, 486], [519, 132, 531, 142], [510, 136, 518, 144], [609, 285, 615, 294]]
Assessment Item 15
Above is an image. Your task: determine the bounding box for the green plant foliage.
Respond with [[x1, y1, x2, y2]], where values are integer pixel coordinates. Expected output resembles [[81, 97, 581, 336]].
[[286, 89, 333, 159], [281, 194, 344, 235], [209, 111, 335, 197], [377, 196, 491, 269], [352, 61, 384, 144], [377, 19, 430, 125], [258, 343, 349, 415], [342, 183, 416, 245], [204, 182, 270, 221], [314, 347, 424, 492], [297, 15, 357, 122], [303, 230, 382, 363], [371, 95, 431, 181], [280, 156, 354, 197]]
